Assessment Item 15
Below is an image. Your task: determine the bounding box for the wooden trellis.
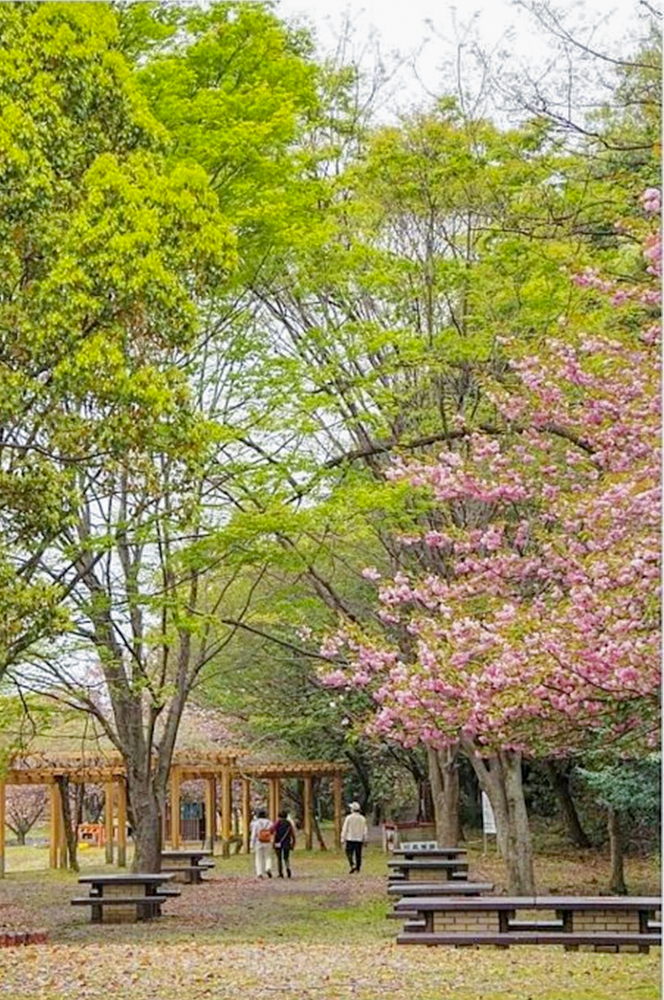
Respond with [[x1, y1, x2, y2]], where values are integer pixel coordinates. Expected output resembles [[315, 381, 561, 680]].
[[0, 751, 348, 875]]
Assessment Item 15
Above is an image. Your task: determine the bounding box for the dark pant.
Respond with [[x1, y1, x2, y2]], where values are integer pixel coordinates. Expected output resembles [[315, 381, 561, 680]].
[[345, 841, 363, 872], [275, 845, 291, 876]]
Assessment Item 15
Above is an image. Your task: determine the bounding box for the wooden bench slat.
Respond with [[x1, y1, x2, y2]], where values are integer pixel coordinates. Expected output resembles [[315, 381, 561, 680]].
[[388, 883, 494, 897], [397, 931, 660, 947], [160, 865, 212, 874], [71, 896, 173, 906], [388, 859, 469, 868], [394, 896, 662, 911]]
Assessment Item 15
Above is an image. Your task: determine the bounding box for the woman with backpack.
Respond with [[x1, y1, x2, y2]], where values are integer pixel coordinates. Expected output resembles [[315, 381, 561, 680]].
[[272, 809, 296, 878], [250, 808, 273, 879]]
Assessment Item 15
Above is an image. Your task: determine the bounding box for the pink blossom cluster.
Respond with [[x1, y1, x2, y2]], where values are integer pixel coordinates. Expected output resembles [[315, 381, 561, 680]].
[[321, 194, 661, 756]]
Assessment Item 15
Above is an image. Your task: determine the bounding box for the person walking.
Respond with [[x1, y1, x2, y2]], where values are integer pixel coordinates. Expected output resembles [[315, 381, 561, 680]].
[[341, 801, 368, 873], [272, 809, 296, 878], [250, 808, 273, 879]]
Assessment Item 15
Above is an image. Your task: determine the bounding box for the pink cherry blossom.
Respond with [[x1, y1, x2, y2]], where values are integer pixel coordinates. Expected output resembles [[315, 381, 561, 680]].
[[320, 192, 660, 758]]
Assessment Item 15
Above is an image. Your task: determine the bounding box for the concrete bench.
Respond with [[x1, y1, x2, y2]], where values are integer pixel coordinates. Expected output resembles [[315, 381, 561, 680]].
[[397, 931, 661, 952], [388, 858, 469, 882], [71, 893, 178, 921], [393, 895, 662, 953], [386, 881, 494, 918], [160, 862, 214, 885], [73, 873, 179, 923]]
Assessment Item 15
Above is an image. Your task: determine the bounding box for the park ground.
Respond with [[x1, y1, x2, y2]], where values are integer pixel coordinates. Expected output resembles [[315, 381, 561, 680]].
[[0, 834, 660, 1000]]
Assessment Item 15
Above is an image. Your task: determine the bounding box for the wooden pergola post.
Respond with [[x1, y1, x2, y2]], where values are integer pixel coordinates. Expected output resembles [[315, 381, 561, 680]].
[[116, 779, 127, 867], [333, 772, 343, 850], [170, 766, 181, 849], [303, 775, 313, 851], [49, 783, 58, 869], [104, 780, 114, 864], [0, 778, 5, 878], [268, 777, 280, 822], [241, 778, 251, 854], [56, 783, 67, 868], [220, 766, 232, 858], [161, 800, 168, 850], [204, 777, 216, 852]]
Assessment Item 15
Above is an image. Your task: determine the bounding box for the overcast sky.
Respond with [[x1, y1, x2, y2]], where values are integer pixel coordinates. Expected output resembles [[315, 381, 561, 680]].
[[274, 0, 652, 119]]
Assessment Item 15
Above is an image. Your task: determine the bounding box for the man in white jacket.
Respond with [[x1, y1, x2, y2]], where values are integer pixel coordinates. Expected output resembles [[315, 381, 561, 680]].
[[340, 801, 368, 873]]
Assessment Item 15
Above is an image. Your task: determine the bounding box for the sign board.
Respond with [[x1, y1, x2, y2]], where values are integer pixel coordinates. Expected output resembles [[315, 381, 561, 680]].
[[481, 792, 496, 835]]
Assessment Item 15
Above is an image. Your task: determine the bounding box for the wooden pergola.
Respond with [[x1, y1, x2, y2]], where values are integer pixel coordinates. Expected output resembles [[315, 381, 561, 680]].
[[0, 751, 348, 875]]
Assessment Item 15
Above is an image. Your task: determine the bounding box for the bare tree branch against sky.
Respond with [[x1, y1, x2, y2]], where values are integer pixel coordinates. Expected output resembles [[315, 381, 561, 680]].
[[275, 0, 657, 118]]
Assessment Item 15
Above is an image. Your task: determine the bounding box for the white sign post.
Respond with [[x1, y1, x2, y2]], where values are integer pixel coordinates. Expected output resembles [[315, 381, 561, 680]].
[[481, 792, 496, 853]]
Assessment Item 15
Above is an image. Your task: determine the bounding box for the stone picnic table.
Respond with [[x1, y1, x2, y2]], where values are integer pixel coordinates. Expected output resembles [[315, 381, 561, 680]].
[[388, 857, 470, 883], [160, 849, 215, 884], [71, 872, 180, 923]]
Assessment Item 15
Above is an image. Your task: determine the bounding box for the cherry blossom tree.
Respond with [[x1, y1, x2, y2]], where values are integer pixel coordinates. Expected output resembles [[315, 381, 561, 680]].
[[5, 786, 47, 846], [322, 190, 660, 893]]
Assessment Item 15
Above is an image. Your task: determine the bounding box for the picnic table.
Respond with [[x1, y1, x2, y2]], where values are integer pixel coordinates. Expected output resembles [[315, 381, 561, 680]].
[[388, 857, 469, 883], [393, 895, 662, 952], [161, 849, 215, 884], [392, 846, 468, 860], [72, 873, 180, 924]]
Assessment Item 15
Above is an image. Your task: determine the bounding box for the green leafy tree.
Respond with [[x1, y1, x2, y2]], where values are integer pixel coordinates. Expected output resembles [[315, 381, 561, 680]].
[[0, 2, 244, 870]]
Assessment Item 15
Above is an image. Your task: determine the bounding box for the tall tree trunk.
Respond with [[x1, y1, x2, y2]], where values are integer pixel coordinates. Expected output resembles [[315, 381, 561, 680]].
[[16, 828, 27, 846], [345, 749, 372, 817], [312, 779, 327, 850], [463, 741, 535, 895], [313, 815, 327, 851], [608, 807, 627, 895], [426, 744, 460, 846], [128, 775, 163, 872], [55, 776, 79, 872], [417, 779, 434, 823], [74, 784, 85, 828], [546, 761, 591, 848]]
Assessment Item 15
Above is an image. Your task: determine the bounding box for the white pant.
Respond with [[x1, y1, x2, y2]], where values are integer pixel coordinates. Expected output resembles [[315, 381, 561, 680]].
[[254, 843, 272, 877]]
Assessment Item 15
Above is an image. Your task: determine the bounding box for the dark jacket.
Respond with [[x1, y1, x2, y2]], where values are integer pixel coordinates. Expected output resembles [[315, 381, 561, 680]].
[[272, 818, 295, 849]]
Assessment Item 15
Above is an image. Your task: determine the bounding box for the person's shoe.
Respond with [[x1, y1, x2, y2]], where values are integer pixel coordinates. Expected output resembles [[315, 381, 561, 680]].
[[287, 869, 292, 878], [348, 867, 355, 874], [266, 870, 272, 878], [278, 872, 284, 878]]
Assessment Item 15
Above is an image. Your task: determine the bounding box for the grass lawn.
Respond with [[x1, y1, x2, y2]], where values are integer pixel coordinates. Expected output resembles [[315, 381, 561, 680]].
[[0, 838, 659, 1000]]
